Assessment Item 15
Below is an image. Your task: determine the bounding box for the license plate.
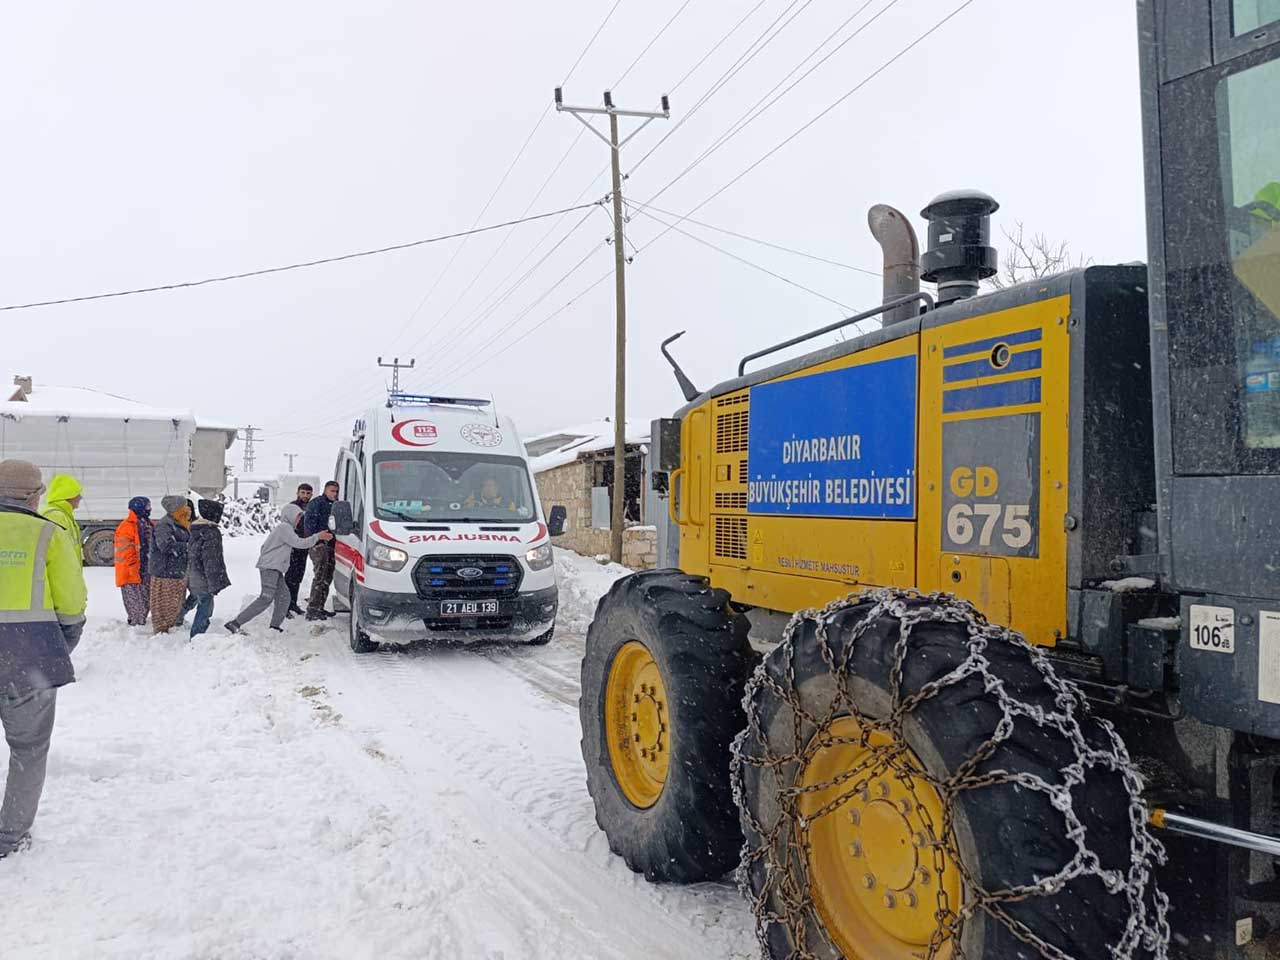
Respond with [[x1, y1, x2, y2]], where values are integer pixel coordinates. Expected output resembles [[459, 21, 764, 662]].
[[440, 599, 499, 617]]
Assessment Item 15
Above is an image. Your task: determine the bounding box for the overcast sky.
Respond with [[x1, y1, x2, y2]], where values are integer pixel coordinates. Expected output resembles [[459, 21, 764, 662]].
[[1, 0, 1143, 483]]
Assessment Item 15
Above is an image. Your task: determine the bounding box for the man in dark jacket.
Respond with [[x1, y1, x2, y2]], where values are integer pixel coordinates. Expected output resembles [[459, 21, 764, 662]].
[[284, 483, 313, 617], [0, 460, 86, 860], [187, 500, 231, 638], [303, 481, 339, 620]]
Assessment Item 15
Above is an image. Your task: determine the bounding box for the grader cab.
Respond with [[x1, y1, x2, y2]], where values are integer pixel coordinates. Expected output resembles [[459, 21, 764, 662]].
[[579, 3, 1280, 958]]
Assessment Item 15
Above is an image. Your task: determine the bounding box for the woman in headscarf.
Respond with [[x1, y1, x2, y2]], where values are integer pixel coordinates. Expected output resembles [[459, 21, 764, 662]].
[[148, 496, 191, 633], [114, 496, 153, 626]]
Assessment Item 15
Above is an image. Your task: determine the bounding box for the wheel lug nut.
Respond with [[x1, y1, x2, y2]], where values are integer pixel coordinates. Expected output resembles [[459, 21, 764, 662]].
[[633, 694, 641, 704], [633, 733, 642, 743], [848, 809, 861, 826], [904, 891, 918, 908], [883, 893, 896, 909], [876, 781, 891, 799], [861, 873, 876, 890], [917, 868, 931, 885], [848, 841, 862, 858], [898, 799, 913, 815], [631, 713, 638, 722], [913, 832, 928, 848]]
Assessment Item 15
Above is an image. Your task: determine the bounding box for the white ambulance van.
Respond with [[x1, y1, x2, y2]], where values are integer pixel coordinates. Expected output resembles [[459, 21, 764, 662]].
[[329, 394, 562, 653]]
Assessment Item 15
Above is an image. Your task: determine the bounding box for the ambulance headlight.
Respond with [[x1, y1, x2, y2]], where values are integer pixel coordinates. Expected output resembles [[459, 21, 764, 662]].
[[525, 542, 554, 571], [368, 543, 409, 572]]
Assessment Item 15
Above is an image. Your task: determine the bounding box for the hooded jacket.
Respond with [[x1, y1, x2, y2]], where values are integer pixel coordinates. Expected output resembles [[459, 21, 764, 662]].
[[0, 498, 87, 696], [258, 503, 325, 573], [188, 500, 231, 595], [41, 474, 84, 564], [114, 499, 153, 587], [150, 504, 192, 580]]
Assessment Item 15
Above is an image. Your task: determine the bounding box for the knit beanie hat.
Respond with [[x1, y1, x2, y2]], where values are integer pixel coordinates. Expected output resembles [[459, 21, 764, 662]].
[[161, 494, 186, 514], [0, 460, 44, 500]]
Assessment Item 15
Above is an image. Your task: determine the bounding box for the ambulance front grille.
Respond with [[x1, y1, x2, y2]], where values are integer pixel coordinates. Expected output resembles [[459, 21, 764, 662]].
[[411, 555, 523, 599]]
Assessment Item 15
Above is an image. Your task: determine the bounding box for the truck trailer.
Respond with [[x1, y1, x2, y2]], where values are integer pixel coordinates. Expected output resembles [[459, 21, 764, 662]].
[[1, 378, 197, 565]]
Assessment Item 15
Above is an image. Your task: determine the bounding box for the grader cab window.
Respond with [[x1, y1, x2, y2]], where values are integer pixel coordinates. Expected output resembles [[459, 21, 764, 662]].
[[1164, 49, 1280, 472], [1232, 0, 1280, 33], [1220, 56, 1280, 448]]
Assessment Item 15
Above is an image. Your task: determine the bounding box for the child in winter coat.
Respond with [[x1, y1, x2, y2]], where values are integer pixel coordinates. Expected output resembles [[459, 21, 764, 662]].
[[226, 503, 331, 633], [114, 496, 153, 625], [187, 499, 231, 638], [149, 495, 191, 633]]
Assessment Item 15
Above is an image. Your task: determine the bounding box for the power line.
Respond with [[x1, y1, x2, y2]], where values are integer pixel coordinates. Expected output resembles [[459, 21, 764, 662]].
[[411, 203, 606, 377], [563, 0, 626, 86], [0, 201, 604, 313], [390, 104, 556, 343], [637, 0, 979, 253], [628, 0, 818, 175], [638, 207, 853, 310], [638, 0, 895, 199], [665, 0, 771, 96], [628, 200, 880, 276], [391, 0, 630, 344], [613, 0, 696, 88], [438, 269, 615, 391]]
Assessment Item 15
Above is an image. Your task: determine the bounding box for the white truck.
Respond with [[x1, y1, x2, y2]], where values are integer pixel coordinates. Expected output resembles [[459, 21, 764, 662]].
[[328, 394, 562, 652], [1, 379, 197, 565]]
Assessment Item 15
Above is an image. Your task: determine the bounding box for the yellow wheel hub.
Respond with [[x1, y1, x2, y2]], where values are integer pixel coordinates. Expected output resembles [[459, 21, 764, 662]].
[[605, 641, 671, 808], [799, 716, 960, 959]]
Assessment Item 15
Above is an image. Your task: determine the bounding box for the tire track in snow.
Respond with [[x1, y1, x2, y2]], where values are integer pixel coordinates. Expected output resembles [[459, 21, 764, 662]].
[[306, 626, 756, 959]]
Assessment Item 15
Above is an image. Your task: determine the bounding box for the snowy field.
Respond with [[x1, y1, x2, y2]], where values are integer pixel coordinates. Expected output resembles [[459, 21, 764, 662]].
[[2, 539, 756, 960]]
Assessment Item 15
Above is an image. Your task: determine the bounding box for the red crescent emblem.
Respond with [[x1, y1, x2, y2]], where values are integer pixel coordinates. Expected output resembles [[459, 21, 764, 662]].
[[391, 420, 439, 446]]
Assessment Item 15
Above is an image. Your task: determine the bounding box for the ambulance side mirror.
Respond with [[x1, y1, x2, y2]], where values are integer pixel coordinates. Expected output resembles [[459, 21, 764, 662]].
[[547, 505, 567, 538], [330, 500, 355, 536]]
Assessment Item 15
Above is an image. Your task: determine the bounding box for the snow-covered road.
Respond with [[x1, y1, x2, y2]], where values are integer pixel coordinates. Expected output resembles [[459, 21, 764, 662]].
[[2, 538, 756, 960]]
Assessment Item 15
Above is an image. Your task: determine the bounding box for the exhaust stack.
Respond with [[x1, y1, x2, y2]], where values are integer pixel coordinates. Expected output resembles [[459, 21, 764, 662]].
[[867, 204, 921, 326], [920, 189, 999, 306]]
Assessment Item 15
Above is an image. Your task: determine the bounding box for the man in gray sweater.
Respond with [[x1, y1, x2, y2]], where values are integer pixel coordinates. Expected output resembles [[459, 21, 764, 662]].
[[225, 504, 332, 633]]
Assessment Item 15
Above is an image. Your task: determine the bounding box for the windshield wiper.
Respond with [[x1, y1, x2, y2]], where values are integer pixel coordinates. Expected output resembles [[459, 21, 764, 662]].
[[378, 509, 419, 522]]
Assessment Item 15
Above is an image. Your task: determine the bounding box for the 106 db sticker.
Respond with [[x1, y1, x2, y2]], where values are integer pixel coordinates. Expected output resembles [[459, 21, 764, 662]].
[[1189, 604, 1235, 654]]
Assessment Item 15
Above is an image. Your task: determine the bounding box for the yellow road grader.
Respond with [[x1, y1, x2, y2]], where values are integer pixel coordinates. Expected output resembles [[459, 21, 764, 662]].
[[575, 3, 1280, 957]]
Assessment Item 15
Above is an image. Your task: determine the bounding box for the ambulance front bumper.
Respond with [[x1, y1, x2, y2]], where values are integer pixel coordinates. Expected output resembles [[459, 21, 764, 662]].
[[354, 584, 558, 645]]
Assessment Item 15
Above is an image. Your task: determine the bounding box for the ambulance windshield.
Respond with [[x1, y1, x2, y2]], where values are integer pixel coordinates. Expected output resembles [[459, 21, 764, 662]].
[[372, 452, 536, 523]]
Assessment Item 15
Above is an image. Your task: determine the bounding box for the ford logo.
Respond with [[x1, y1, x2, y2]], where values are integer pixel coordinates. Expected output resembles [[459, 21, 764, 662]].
[[456, 566, 484, 580]]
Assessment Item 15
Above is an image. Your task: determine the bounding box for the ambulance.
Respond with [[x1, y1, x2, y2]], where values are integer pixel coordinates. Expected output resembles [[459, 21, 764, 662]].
[[328, 394, 561, 653]]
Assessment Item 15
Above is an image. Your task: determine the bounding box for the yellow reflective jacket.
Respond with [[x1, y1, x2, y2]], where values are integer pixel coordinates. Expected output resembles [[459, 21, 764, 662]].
[[41, 474, 84, 564], [0, 502, 87, 695]]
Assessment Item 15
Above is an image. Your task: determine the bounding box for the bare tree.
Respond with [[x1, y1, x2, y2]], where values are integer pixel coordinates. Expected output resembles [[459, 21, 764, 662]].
[[986, 221, 1091, 289]]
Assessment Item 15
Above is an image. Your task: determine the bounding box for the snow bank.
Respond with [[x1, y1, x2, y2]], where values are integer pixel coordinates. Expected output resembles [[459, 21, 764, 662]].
[[218, 497, 282, 537], [553, 548, 631, 636]]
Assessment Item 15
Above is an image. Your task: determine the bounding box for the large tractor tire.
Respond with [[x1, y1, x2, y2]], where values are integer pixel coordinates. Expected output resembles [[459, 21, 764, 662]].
[[734, 590, 1169, 960], [581, 569, 756, 883]]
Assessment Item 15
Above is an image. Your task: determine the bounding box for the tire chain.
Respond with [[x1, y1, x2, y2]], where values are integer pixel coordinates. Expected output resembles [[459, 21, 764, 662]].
[[729, 588, 1172, 960]]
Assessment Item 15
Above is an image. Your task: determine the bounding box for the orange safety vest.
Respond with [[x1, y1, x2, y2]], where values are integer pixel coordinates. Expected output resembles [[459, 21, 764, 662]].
[[114, 511, 143, 587]]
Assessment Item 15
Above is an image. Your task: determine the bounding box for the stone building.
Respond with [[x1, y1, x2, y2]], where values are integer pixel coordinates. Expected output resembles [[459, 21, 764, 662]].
[[526, 419, 658, 570]]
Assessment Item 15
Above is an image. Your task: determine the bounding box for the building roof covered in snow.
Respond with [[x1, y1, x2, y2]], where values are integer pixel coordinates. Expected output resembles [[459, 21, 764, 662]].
[[525, 419, 649, 474], [3, 376, 236, 433]]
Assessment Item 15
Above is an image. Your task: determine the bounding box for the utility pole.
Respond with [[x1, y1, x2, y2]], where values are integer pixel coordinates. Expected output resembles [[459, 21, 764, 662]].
[[283, 452, 298, 472], [240, 425, 259, 474], [556, 87, 670, 563], [377, 356, 415, 396]]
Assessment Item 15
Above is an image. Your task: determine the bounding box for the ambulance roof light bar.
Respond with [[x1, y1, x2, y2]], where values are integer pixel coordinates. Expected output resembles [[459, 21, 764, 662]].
[[386, 392, 492, 409]]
